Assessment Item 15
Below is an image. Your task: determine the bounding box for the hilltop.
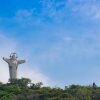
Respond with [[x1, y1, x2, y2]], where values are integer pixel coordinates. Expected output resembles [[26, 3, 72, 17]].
[[0, 78, 100, 100]]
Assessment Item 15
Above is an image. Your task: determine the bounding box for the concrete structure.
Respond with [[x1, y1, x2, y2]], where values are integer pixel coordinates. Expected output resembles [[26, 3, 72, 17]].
[[3, 53, 25, 80]]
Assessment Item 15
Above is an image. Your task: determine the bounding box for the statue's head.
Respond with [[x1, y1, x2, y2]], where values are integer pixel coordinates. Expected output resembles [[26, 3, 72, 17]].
[[10, 53, 17, 60]]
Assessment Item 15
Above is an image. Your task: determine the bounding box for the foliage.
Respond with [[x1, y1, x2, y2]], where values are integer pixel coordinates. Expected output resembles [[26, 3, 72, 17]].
[[0, 79, 100, 100]]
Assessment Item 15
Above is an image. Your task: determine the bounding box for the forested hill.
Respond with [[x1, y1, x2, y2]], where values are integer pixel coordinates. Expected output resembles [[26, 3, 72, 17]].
[[0, 78, 100, 100]]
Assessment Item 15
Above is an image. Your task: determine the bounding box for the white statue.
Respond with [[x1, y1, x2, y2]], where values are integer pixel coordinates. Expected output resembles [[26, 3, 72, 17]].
[[3, 53, 25, 80]]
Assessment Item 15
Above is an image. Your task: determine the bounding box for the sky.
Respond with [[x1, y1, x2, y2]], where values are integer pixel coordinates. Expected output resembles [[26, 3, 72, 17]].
[[0, 0, 100, 87]]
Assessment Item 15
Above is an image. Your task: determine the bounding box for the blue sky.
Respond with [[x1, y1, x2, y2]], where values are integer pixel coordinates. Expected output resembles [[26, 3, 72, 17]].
[[0, 0, 100, 87]]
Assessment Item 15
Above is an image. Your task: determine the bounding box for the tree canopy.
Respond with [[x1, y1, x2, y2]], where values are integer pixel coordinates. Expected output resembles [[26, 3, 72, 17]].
[[0, 78, 100, 100]]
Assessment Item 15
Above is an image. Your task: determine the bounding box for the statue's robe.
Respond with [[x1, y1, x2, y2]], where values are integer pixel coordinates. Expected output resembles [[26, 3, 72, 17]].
[[3, 57, 25, 79]]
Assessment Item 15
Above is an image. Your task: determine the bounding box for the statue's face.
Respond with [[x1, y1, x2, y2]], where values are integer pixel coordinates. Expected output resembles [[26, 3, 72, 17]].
[[11, 55, 16, 60]]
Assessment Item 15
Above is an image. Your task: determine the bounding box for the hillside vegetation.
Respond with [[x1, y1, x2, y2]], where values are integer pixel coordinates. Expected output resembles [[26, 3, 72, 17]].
[[0, 78, 100, 100]]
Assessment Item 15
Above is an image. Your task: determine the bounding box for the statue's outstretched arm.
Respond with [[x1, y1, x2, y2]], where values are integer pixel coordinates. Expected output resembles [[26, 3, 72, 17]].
[[18, 60, 25, 64], [3, 57, 9, 63]]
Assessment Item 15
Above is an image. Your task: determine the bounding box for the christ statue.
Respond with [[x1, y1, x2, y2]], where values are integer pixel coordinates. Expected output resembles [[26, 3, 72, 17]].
[[3, 53, 25, 80]]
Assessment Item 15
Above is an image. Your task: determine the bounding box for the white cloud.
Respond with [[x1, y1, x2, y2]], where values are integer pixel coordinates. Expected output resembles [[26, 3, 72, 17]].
[[0, 32, 17, 55], [11, 0, 100, 25], [63, 36, 73, 42], [19, 66, 49, 86], [40, 0, 100, 21], [14, 9, 42, 27], [13, 0, 67, 24], [38, 30, 100, 63], [41, 0, 67, 22], [14, 9, 34, 27], [69, 0, 100, 20]]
